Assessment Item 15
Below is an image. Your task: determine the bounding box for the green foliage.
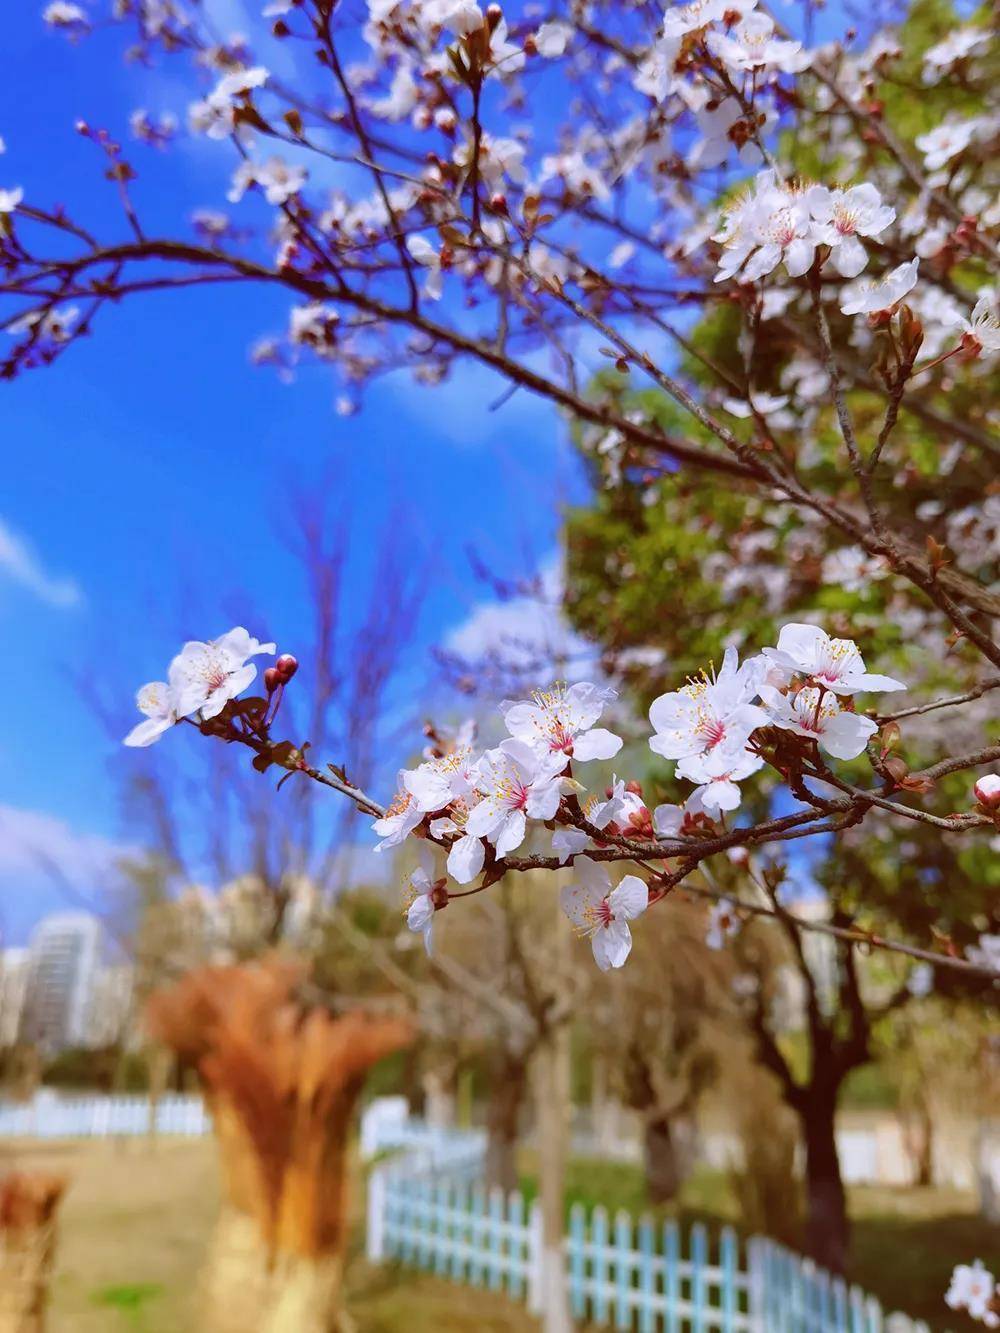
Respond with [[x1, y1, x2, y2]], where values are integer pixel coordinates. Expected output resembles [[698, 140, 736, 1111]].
[[562, 0, 999, 977]]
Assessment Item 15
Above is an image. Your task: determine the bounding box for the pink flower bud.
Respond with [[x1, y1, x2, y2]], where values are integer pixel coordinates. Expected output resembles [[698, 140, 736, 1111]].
[[275, 653, 298, 681], [974, 773, 1000, 809], [263, 666, 282, 693]]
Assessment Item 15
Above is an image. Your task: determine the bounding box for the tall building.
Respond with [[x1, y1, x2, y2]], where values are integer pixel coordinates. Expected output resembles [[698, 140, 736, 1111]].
[[88, 962, 135, 1048], [20, 913, 103, 1052], [0, 948, 30, 1048]]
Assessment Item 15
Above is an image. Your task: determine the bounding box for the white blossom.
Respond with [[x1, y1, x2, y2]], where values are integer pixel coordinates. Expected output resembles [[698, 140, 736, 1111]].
[[130, 108, 178, 148], [706, 12, 807, 75], [464, 740, 566, 856], [403, 748, 476, 812], [677, 743, 765, 813], [662, 0, 752, 40], [952, 294, 1000, 356], [634, 35, 682, 101], [915, 119, 978, 171], [289, 303, 339, 349], [0, 188, 23, 214], [652, 789, 714, 837], [43, 2, 89, 31], [761, 684, 878, 760], [706, 899, 741, 949], [560, 860, 648, 971], [500, 682, 622, 767], [406, 235, 444, 300], [534, 21, 572, 57], [714, 172, 817, 284], [404, 846, 441, 955], [805, 183, 895, 279], [945, 1260, 999, 1326], [649, 646, 767, 763], [8, 305, 79, 343], [762, 623, 905, 695], [123, 681, 177, 748], [840, 259, 919, 317], [189, 66, 269, 140], [922, 27, 989, 82], [372, 781, 424, 850], [254, 157, 307, 205], [966, 935, 1000, 972], [552, 827, 591, 863], [168, 627, 276, 720]]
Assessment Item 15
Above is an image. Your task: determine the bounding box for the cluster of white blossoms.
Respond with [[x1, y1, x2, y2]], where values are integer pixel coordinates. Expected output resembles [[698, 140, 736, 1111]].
[[385, 624, 904, 971], [714, 171, 897, 287], [637, 0, 807, 105], [946, 1261, 999, 1328], [122, 627, 276, 747], [649, 624, 903, 815]]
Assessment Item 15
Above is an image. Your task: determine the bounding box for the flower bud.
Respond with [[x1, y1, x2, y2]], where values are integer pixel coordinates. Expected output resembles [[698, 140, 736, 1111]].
[[263, 666, 282, 693], [275, 653, 299, 681], [879, 721, 901, 753], [625, 780, 644, 796], [974, 773, 1000, 810], [485, 3, 503, 32]]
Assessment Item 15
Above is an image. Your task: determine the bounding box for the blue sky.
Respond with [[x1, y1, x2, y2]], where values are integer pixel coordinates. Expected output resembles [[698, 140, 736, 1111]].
[[0, 0, 874, 944], [0, 3, 588, 944]]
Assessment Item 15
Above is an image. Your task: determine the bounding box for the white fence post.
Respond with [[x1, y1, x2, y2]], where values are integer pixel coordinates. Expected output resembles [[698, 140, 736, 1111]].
[[352, 1115, 933, 1333], [366, 1166, 387, 1263], [746, 1236, 767, 1333], [526, 1198, 544, 1316]]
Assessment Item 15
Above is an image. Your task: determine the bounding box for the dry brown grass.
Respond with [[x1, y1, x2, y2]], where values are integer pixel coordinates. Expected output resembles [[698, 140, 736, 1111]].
[[0, 1139, 537, 1333]]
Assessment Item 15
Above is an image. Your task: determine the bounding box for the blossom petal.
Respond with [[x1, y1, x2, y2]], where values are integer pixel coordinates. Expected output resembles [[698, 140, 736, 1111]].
[[592, 919, 633, 971], [571, 727, 623, 762], [447, 833, 486, 884], [653, 803, 683, 837], [404, 764, 453, 812], [407, 894, 435, 933], [609, 875, 649, 920], [526, 780, 561, 821], [493, 808, 526, 856], [819, 711, 878, 760], [559, 876, 605, 929], [465, 798, 504, 838], [552, 828, 590, 864], [123, 716, 173, 748]]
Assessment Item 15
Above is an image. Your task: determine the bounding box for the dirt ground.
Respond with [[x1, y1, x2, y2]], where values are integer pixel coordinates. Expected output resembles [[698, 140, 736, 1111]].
[[0, 1138, 537, 1333]]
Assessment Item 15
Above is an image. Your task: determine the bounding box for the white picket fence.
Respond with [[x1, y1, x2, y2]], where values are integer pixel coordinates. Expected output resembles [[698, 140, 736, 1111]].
[[362, 1109, 935, 1333], [0, 1093, 210, 1138]]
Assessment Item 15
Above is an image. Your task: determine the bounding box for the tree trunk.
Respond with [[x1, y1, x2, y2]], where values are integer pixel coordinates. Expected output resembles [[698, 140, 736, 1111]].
[[485, 1050, 528, 1194], [643, 1114, 682, 1204], [534, 1032, 574, 1333], [0, 1173, 67, 1333], [802, 1100, 849, 1275], [201, 1208, 348, 1333]]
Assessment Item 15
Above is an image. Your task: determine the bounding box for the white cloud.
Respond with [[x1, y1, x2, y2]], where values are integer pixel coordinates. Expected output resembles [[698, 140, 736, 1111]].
[[444, 553, 594, 677], [386, 358, 558, 446], [0, 806, 129, 887], [0, 518, 82, 608]]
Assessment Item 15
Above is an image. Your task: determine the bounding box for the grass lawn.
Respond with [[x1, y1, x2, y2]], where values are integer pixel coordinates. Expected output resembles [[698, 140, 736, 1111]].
[[517, 1155, 999, 1332], [1, 1138, 995, 1331]]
